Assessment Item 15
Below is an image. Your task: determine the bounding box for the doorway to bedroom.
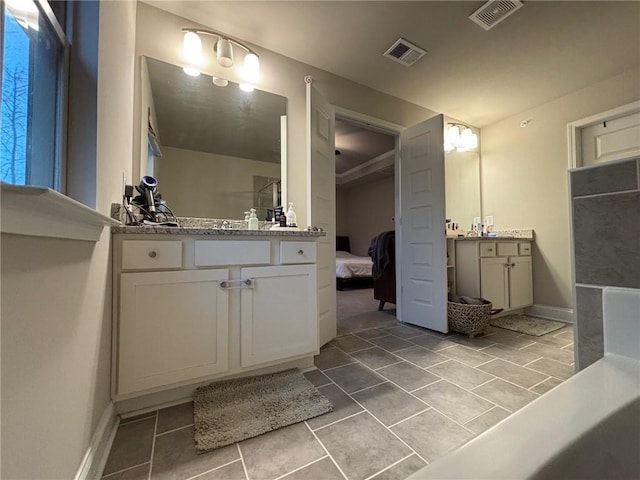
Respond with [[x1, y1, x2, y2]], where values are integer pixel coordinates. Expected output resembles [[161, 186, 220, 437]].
[[334, 115, 399, 335]]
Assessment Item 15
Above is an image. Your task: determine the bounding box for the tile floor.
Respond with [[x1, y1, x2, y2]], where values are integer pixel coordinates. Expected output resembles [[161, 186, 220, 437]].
[[102, 289, 575, 480]]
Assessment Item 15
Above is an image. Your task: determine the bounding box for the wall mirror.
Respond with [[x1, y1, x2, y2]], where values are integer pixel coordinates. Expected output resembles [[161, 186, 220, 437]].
[[444, 148, 481, 230], [141, 56, 287, 220]]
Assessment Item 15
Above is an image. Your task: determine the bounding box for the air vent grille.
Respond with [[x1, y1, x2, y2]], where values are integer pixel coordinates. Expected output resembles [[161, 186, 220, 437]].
[[383, 38, 427, 67], [469, 0, 524, 31]]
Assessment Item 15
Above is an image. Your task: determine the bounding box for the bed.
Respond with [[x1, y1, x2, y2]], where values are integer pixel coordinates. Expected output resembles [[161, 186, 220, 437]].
[[336, 236, 374, 290]]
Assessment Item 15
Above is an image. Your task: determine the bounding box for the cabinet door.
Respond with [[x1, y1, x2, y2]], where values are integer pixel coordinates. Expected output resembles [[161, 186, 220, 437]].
[[480, 257, 508, 310], [509, 256, 533, 309], [118, 269, 229, 395], [240, 264, 318, 367]]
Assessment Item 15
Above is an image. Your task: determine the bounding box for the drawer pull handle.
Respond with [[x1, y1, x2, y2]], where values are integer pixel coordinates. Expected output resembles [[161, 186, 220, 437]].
[[298, 249, 304, 255], [219, 279, 254, 290], [487, 248, 493, 252], [148, 251, 157, 258]]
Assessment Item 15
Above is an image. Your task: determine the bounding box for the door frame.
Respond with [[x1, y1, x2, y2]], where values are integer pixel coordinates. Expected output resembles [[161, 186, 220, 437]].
[[567, 100, 640, 169], [332, 106, 405, 315]]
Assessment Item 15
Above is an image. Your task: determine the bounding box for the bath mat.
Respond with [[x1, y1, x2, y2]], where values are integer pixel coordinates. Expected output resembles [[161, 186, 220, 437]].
[[193, 368, 333, 453], [490, 314, 566, 336]]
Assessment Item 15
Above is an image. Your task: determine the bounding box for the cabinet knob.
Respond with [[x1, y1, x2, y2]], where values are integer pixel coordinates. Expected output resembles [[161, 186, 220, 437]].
[[488, 248, 493, 252], [511, 263, 516, 267], [148, 251, 157, 258], [298, 249, 304, 255]]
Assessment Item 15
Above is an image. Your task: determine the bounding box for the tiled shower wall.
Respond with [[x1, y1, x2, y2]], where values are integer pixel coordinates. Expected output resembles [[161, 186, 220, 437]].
[[570, 157, 640, 370]]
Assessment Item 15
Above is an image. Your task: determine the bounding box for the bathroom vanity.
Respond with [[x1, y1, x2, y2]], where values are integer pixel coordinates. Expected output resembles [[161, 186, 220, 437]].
[[110, 225, 323, 400], [448, 236, 534, 312]]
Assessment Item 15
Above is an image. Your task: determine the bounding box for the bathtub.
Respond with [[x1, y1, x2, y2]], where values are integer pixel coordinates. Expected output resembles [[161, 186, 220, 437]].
[[409, 287, 640, 480]]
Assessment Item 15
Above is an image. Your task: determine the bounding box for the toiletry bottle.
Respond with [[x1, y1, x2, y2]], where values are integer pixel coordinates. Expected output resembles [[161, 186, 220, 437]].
[[286, 202, 297, 227], [244, 211, 251, 230], [248, 208, 259, 230]]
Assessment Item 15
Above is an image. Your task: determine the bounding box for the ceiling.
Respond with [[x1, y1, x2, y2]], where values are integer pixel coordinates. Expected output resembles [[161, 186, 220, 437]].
[[144, 1, 640, 128]]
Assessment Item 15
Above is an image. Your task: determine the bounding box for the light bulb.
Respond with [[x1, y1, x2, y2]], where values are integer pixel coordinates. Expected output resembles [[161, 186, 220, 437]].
[[460, 127, 478, 149], [182, 32, 202, 65], [242, 53, 260, 83], [239, 82, 255, 93], [445, 126, 460, 146], [216, 38, 234, 67], [182, 66, 201, 77]]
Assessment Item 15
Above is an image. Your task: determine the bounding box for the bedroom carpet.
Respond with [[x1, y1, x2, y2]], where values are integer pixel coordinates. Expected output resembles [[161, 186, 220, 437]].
[[193, 369, 333, 452]]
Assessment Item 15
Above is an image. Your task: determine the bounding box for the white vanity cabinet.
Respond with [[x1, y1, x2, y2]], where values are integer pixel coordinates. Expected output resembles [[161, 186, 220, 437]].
[[455, 240, 533, 312], [112, 233, 320, 400]]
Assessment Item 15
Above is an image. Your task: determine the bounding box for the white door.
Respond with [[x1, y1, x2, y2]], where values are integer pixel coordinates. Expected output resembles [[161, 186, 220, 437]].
[[398, 115, 447, 332], [307, 81, 336, 346], [240, 265, 318, 367], [580, 111, 640, 166]]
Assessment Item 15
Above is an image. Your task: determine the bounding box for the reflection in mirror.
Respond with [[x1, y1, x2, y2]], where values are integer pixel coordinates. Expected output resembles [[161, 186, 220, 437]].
[[141, 56, 287, 220], [445, 148, 481, 231]]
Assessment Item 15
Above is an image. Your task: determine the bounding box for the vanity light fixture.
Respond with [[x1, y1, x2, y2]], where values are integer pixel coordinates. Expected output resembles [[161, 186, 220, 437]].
[[181, 27, 261, 90], [444, 123, 478, 152]]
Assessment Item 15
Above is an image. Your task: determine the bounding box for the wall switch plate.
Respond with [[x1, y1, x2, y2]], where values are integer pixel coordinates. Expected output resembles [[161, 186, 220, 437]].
[[486, 215, 494, 226]]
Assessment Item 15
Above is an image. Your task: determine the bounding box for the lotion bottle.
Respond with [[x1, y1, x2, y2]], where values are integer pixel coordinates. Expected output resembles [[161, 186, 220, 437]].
[[286, 202, 297, 227], [248, 208, 259, 230]]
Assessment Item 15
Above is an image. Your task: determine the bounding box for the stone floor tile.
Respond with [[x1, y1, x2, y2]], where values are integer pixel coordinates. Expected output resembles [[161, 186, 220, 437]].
[[280, 457, 343, 480], [522, 342, 575, 365], [194, 460, 246, 480], [323, 363, 386, 394], [478, 359, 549, 389], [410, 334, 458, 351], [472, 379, 539, 412], [463, 406, 511, 435], [391, 410, 473, 463], [103, 417, 155, 476], [151, 426, 238, 480], [239, 422, 325, 480], [314, 348, 355, 370], [534, 334, 574, 349], [412, 380, 494, 424], [481, 343, 542, 365], [427, 360, 495, 390], [350, 347, 402, 370], [394, 346, 448, 368], [354, 328, 390, 340], [352, 382, 428, 426], [530, 377, 563, 395], [439, 345, 494, 367], [526, 357, 575, 380], [304, 369, 332, 387], [485, 332, 536, 349], [330, 335, 374, 353], [306, 384, 364, 430], [448, 335, 497, 350], [156, 402, 193, 435], [382, 325, 426, 339], [119, 411, 157, 425], [102, 463, 150, 480], [316, 413, 411, 480], [377, 361, 441, 391], [369, 454, 426, 480], [368, 335, 414, 352]]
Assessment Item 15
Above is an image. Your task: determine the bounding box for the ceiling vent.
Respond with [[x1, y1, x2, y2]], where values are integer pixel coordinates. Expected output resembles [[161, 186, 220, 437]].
[[469, 0, 524, 31], [383, 38, 427, 67]]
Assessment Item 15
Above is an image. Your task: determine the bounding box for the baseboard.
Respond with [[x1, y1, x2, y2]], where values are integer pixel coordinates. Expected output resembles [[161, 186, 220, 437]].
[[525, 304, 574, 323], [75, 401, 119, 480]]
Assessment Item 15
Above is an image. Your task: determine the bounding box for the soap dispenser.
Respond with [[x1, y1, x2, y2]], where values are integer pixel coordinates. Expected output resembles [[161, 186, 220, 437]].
[[286, 202, 297, 227], [248, 208, 259, 230]]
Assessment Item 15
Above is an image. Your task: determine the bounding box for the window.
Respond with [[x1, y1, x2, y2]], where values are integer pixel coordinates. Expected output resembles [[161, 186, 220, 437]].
[[1, 0, 68, 190]]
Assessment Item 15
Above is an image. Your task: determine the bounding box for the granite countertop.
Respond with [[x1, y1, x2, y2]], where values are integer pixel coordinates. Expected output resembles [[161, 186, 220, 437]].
[[111, 224, 325, 236], [449, 236, 530, 241], [447, 228, 534, 240]]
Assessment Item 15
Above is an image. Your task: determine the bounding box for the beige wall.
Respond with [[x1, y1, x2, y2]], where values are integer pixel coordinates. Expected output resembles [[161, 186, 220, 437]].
[[336, 177, 396, 257], [0, 2, 136, 478], [157, 147, 280, 219], [133, 3, 437, 228], [481, 67, 640, 310]]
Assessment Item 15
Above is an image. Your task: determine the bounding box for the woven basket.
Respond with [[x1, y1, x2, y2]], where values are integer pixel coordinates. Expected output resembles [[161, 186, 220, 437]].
[[448, 301, 493, 338]]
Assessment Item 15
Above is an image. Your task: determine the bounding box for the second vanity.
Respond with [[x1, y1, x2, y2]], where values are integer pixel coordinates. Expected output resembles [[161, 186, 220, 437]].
[[111, 225, 324, 402], [447, 236, 534, 312]]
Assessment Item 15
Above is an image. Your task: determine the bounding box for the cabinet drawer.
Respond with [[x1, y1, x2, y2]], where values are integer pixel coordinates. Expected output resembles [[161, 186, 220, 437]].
[[479, 242, 496, 257], [122, 240, 182, 270], [195, 240, 270, 266], [518, 242, 532, 256], [280, 241, 317, 264], [497, 242, 519, 257]]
